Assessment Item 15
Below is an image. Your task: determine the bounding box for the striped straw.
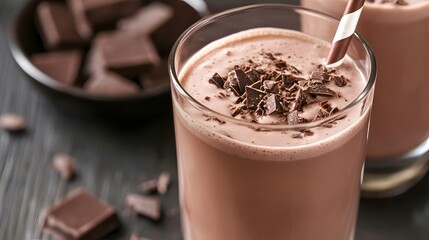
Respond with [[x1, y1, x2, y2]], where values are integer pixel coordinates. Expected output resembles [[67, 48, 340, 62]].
[[326, 0, 365, 67]]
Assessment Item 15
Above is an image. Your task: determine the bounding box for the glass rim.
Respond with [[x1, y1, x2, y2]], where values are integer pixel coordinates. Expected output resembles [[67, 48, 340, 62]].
[[168, 3, 377, 130]]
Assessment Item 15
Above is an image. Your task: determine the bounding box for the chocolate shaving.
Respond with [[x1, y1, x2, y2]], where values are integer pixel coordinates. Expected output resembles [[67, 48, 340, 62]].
[[126, 194, 161, 221], [306, 84, 337, 97]]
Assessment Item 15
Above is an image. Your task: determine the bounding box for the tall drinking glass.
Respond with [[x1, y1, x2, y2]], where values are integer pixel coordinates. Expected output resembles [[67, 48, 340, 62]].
[[169, 4, 376, 240]]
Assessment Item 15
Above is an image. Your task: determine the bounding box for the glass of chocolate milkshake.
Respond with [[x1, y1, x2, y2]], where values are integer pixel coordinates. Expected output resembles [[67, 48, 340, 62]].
[[302, 0, 429, 198], [169, 4, 376, 240]]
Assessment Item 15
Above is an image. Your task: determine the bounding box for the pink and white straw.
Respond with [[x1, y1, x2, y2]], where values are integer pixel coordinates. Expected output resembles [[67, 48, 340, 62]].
[[326, 0, 365, 67]]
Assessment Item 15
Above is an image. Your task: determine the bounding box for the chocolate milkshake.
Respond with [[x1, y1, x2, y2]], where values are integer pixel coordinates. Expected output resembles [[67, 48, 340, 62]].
[[301, 0, 429, 196], [170, 6, 376, 240]]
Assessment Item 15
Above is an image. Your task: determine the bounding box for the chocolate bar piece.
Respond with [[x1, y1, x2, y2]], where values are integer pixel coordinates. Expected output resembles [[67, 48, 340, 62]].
[[139, 59, 169, 91], [68, 0, 141, 39], [84, 71, 140, 96], [87, 32, 160, 77], [117, 2, 174, 36], [31, 50, 83, 85], [36, 2, 83, 50], [118, 0, 200, 55], [40, 188, 120, 240]]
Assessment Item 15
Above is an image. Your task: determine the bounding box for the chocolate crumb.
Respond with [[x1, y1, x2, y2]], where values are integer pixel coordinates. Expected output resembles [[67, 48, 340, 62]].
[[204, 96, 211, 101], [291, 133, 302, 139], [52, 154, 76, 180], [157, 172, 171, 195]]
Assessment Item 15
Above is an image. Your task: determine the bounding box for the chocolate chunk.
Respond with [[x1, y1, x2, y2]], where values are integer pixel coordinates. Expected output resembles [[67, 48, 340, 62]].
[[265, 94, 281, 115], [0, 113, 26, 132], [262, 80, 278, 92], [126, 194, 161, 221], [311, 71, 330, 82], [331, 75, 348, 87], [32, 50, 83, 85], [224, 71, 241, 96], [245, 69, 260, 82], [235, 66, 254, 93], [245, 86, 266, 108], [273, 59, 287, 69], [40, 188, 120, 240], [282, 74, 300, 88], [130, 233, 152, 240], [306, 85, 337, 97], [36, 2, 83, 50], [291, 89, 306, 111], [292, 133, 302, 139], [68, 0, 141, 39], [52, 154, 76, 180], [98, 34, 161, 77], [84, 71, 140, 96], [157, 172, 171, 195], [287, 110, 302, 125], [118, 2, 174, 36], [209, 73, 225, 89], [139, 59, 170, 91], [250, 80, 262, 90]]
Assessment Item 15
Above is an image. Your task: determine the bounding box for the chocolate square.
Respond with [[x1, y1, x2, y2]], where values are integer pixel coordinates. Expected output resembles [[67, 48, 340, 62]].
[[40, 188, 120, 240], [68, 0, 141, 39], [31, 50, 83, 85], [84, 71, 140, 96], [88, 32, 161, 77], [36, 2, 84, 50]]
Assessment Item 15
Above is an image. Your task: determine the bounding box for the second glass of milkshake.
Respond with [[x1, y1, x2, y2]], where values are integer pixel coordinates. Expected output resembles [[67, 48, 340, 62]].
[[170, 5, 376, 240], [302, 0, 429, 197]]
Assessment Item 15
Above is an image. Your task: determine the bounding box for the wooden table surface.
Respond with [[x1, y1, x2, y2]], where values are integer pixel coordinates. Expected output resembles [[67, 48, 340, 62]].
[[1, 0, 429, 239]]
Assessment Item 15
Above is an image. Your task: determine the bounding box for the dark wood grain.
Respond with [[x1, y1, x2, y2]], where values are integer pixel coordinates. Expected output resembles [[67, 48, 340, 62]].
[[1, 0, 429, 240]]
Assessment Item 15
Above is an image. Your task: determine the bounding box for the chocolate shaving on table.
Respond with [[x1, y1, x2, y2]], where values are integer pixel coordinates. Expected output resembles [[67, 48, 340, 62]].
[[139, 179, 158, 194], [207, 52, 347, 124], [126, 194, 161, 221], [0, 113, 26, 132]]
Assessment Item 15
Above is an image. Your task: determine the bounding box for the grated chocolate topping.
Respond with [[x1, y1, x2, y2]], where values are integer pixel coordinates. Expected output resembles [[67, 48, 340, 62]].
[[208, 53, 350, 125]]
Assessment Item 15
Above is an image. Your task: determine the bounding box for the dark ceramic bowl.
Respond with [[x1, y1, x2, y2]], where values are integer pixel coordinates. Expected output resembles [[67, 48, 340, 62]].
[[8, 0, 208, 122]]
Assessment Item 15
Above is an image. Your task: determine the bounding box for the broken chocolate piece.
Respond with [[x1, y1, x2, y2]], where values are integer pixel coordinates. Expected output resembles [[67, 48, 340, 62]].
[[84, 71, 140, 96], [224, 71, 241, 96], [331, 75, 348, 87], [32, 50, 83, 85], [311, 71, 330, 82], [306, 84, 337, 97], [209, 73, 225, 89], [99, 34, 160, 77], [126, 194, 161, 221], [118, 2, 174, 36], [265, 94, 281, 115], [52, 154, 76, 180], [40, 188, 120, 240], [273, 59, 287, 69], [235, 65, 254, 93], [0, 113, 26, 132], [36, 2, 83, 50], [68, 0, 141, 39], [287, 110, 302, 125], [245, 69, 260, 82], [291, 89, 306, 111], [245, 86, 266, 109], [282, 74, 300, 88]]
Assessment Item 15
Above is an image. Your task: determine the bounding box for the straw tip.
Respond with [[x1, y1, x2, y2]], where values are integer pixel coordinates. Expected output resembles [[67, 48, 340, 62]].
[[325, 59, 344, 68]]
